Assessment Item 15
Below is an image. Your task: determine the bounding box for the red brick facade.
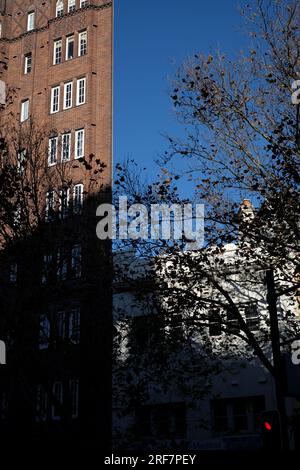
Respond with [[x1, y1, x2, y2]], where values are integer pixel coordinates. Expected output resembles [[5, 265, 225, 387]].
[[0, 0, 112, 193]]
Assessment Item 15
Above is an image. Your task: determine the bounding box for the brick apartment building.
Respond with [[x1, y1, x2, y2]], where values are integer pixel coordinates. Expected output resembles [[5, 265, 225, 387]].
[[0, 0, 113, 447]]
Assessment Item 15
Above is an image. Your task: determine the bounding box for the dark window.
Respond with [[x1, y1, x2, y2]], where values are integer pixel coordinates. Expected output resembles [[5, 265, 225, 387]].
[[227, 309, 240, 334], [211, 396, 265, 435], [245, 303, 259, 331], [136, 402, 186, 439], [129, 315, 164, 354], [209, 312, 222, 336]]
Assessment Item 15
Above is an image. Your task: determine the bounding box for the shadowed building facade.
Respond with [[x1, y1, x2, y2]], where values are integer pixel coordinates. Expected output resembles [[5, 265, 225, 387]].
[[0, 0, 112, 447]]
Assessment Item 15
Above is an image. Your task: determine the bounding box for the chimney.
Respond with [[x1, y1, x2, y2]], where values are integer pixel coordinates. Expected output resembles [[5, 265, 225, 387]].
[[238, 199, 254, 222]]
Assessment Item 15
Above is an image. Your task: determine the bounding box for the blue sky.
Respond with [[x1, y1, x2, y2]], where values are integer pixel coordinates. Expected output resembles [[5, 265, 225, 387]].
[[114, 0, 248, 180]]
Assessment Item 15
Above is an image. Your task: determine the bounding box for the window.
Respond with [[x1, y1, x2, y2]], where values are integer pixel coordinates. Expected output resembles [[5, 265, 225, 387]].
[[129, 315, 164, 354], [42, 254, 53, 284], [36, 386, 48, 422], [211, 396, 265, 435], [53, 39, 62, 65], [57, 249, 68, 281], [66, 35, 74, 60], [39, 314, 50, 349], [45, 190, 55, 221], [27, 12, 35, 31], [50, 86, 60, 113], [70, 380, 79, 418], [57, 311, 67, 340], [59, 187, 70, 219], [73, 183, 83, 213], [80, 0, 88, 7], [245, 303, 259, 331], [78, 30, 87, 56], [63, 82, 73, 109], [24, 53, 32, 74], [56, 0, 64, 17], [75, 128, 84, 158], [48, 137, 58, 165], [21, 99, 29, 122], [9, 263, 18, 283], [136, 403, 186, 439], [71, 245, 82, 278], [17, 149, 27, 173], [69, 309, 80, 344], [76, 77, 86, 105], [227, 309, 240, 334], [0, 22, 2, 39], [209, 312, 222, 336], [61, 132, 71, 161], [56, 309, 80, 344], [68, 0, 76, 12], [52, 382, 63, 420]]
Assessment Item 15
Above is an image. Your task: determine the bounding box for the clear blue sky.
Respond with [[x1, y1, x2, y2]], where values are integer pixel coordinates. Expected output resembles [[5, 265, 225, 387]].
[[114, 0, 248, 180]]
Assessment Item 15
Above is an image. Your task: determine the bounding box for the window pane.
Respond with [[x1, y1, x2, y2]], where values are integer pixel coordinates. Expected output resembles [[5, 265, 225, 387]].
[[69, 309, 80, 343], [76, 78, 86, 105], [51, 86, 60, 113], [53, 39, 62, 65], [27, 12, 35, 31], [73, 184, 83, 213], [48, 137, 57, 165], [75, 129, 84, 158], [46, 190, 54, 221], [59, 187, 69, 218], [79, 31, 87, 56], [62, 133, 71, 161], [68, 0, 76, 12], [24, 53, 32, 74], [245, 304, 259, 331], [21, 100, 29, 122], [64, 82, 72, 109], [66, 36, 74, 60], [56, 0, 64, 17]]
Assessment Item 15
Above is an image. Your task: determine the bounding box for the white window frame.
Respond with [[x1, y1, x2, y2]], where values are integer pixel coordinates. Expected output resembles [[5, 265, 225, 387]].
[[66, 35, 75, 61], [68, 0, 76, 13], [27, 12, 35, 31], [21, 99, 29, 122], [24, 53, 32, 74], [78, 30, 87, 56], [76, 77, 86, 106], [59, 187, 70, 219], [53, 39, 62, 65], [61, 132, 71, 161], [48, 136, 58, 166], [75, 129, 85, 158], [56, 0, 64, 17], [52, 382, 63, 420], [63, 82, 73, 109], [80, 0, 88, 7], [50, 86, 60, 114], [73, 183, 84, 213]]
